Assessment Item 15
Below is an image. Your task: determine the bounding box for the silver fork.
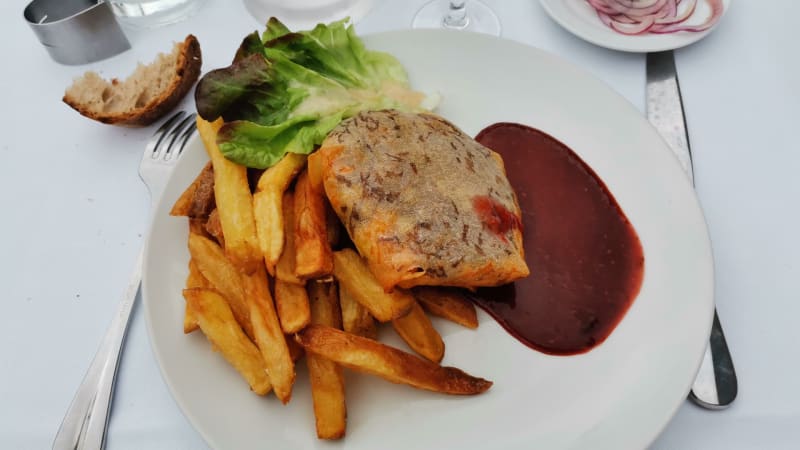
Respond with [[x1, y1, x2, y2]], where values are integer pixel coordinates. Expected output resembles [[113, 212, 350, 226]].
[[53, 111, 197, 450]]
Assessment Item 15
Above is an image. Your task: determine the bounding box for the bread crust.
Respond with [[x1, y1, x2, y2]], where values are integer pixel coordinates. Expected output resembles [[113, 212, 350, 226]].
[[63, 34, 202, 127]]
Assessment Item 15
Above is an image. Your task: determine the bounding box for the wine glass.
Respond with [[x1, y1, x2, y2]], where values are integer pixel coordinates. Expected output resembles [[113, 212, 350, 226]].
[[412, 0, 501, 36]]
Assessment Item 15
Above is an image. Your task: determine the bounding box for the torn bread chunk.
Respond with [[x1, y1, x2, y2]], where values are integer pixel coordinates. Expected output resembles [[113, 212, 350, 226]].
[[63, 35, 201, 127]]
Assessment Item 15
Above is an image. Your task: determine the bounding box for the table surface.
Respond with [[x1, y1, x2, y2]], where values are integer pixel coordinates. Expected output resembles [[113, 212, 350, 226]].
[[2, 0, 798, 449]]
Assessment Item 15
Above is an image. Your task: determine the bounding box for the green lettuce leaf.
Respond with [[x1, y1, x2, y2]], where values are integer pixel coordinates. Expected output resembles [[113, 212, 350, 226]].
[[195, 17, 428, 169]]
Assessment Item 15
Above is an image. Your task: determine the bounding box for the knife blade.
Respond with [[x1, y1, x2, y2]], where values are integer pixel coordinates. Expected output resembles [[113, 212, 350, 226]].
[[646, 50, 738, 409]]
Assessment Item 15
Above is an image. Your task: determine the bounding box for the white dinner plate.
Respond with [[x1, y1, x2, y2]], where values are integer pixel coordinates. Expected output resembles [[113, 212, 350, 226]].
[[539, 0, 731, 53], [143, 29, 714, 450]]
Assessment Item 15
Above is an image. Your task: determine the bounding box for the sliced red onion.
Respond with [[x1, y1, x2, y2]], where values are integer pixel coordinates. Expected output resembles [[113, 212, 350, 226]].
[[614, 14, 639, 24], [586, 0, 723, 35], [610, 15, 656, 34], [663, 0, 678, 17], [587, 0, 619, 14], [656, 0, 697, 24]]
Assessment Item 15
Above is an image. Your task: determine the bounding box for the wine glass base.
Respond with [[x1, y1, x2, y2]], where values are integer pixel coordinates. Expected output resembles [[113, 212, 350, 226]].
[[412, 0, 501, 36]]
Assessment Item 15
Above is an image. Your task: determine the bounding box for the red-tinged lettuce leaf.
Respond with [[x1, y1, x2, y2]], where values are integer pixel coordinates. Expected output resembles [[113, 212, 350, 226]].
[[233, 31, 265, 64], [194, 17, 429, 169]]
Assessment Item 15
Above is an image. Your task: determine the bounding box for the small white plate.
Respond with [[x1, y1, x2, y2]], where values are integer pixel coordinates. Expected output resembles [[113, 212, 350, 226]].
[[539, 0, 731, 53], [143, 29, 714, 450]]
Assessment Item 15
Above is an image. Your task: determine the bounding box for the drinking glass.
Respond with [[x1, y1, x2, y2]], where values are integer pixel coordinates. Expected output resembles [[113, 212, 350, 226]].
[[108, 0, 207, 28], [243, 0, 374, 30], [412, 0, 500, 36]]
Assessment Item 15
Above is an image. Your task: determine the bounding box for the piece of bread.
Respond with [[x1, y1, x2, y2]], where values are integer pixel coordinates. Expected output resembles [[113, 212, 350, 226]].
[[319, 110, 530, 291], [63, 35, 202, 127]]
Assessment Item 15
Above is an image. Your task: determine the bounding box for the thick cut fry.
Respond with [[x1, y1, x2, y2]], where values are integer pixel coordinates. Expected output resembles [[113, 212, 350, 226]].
[[205, 209, 224, 247], [171, 178, 198, 217], [171, 162, 215, 217], [308, 282, 342, 329], [187, 232, 254, 340], [189, 218, 210, 239], [188, 163, 216, 218], [197, 117, 260, 273], [414, 287, 478, 329], [297, 325, 492, 395], [187, 260, 213, 290], [392, 301, 445, 363], [275, 191, 303, 284], [332, 249, 413, 322], [274, 279, 311, 333], [184, 259, 213, 333], [242, 266, 295, 404], [287, 335, 305, 362], [183, 288, 271, 395], [253, 189, 282, 273], [254, 153, 307, 270], [338, 286, 377, 339], [306, 282, 346, 440], [183, 300, 197, 333], [294, 171, 334, 279], [307, 147, 338, 192], [256, 152, 308, 192], [325, 202, 341, 248]]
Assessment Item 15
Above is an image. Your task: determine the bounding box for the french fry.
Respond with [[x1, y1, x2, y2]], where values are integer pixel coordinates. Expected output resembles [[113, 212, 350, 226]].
[[190, 162, 215, 218], [274, 279, 311, 333], [332, 249, 413, 322], [392, 302, 445, 363], [189, 218, 210, 239], [183, 259, 213, 333], [325, 202, 342, 248], [242, 266, 295, 404], [205, 208, 225, 247], [170, 178, 197, 216], [252, 188, 282, 274], [338, 286, 377, 339], [306, 147, 336, 192], [170, 162, 215, 217], [414, 287, 478, 329], [296, 325, 492, 395], [254, 153, 307, 271], [306, 282, 347, 440], [183, 306, 197, 334], [275, 190, 303, 285], [183, 288, 271, 395], [307, 282, 342, 329], [287, 334, 305, 362], [294, 171, 334, 279], [256, 152, 308, 192], [187, 259, 213, 290], [197, 117, 260, 273], [187, 232, 254, 340]]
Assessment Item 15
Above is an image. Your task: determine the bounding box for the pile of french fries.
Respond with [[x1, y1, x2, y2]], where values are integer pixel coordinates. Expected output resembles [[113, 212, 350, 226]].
[[170, 117, 491, 439]]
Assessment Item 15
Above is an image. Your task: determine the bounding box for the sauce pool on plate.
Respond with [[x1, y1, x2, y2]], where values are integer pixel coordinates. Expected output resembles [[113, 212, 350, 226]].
[[472, 123, 645, 356]]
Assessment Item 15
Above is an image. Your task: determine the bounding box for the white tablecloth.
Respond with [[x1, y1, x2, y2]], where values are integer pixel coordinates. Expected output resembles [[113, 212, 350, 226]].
[[2, 0, 798, 448]]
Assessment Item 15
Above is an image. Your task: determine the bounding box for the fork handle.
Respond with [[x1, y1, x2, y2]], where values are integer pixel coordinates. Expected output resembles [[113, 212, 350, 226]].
[[52, 250, 143, 450]]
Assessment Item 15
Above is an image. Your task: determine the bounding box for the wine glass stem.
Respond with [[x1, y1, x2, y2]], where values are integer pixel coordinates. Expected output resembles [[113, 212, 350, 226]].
[[444, 1, 468, 29]]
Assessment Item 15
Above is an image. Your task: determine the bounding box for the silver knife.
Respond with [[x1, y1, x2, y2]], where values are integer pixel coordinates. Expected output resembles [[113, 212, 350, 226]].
[[646, 50, 738, 409]]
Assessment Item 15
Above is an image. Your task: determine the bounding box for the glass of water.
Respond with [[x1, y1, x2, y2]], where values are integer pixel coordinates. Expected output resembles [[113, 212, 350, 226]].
[[242, 0, 374, 30], [108, 0, 207, 28]]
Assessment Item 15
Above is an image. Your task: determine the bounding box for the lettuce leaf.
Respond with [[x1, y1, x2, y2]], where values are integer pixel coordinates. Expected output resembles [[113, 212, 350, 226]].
[[195, 18, 427, 168]]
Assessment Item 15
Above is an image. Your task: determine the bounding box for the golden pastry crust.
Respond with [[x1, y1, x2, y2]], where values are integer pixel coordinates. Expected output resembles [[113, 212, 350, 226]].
[[319, 110, 529, 291]]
